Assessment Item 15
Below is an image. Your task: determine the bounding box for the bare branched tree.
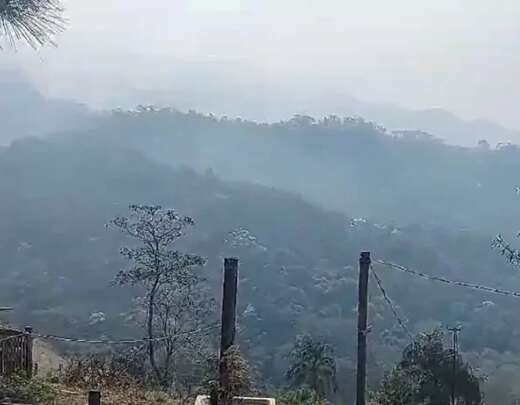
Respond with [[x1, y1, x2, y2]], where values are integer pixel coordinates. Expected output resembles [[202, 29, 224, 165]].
[[110, 205, 207, 386], [0, 0, 65, 49], [149, 273, 214, 385]]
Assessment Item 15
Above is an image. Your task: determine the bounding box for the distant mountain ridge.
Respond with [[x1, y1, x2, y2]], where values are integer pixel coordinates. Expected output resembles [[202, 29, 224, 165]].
[[115, 86, 520, 147], [1, 73, 519, 147], [77, 108, 520, 238], [346, 101, 520, 147], [0, 73, 92, 145], [277, 88, 520, 147]]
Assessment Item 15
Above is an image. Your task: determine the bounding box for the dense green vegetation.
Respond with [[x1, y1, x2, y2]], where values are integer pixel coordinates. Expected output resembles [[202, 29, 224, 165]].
[[83, 107, 520, 237], [374, 330, 482, 405], [1, 110, 520, 403], [286, 335, 337, 399]]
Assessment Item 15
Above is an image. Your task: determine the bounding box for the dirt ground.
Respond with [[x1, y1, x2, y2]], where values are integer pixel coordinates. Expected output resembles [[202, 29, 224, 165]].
[[33, 339, 66, 376]]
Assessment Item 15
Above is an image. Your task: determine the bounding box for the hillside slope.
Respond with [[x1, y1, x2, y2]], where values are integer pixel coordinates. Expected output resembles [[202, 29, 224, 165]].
[[79, 109, 520, 237], [0, 135, 519, 402]]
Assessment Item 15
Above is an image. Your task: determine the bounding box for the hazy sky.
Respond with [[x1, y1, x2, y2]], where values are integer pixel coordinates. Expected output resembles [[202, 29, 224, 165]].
[[2, 0, 520, 127]]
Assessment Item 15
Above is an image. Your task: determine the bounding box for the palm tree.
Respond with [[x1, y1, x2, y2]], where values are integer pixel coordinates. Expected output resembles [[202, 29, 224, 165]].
[[286, 334, 337, 398], [0, 0, 64, 49]]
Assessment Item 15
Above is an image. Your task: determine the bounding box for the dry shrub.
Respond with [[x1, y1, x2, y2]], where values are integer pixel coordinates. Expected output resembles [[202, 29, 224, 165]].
[[211, 346, 252, 405], [63, 349, 146, 389], [53, 385, 182, 405]]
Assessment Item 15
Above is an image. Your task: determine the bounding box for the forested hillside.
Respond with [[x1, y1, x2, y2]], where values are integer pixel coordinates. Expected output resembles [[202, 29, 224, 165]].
[[4, 0, 520, 403], [77, 108, 520, 237], [0, 133, 519, 403]]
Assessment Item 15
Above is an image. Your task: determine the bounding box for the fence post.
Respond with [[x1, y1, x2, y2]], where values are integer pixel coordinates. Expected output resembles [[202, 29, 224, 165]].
[[24, 326, 33, 377], [356, 252, 371, 405], [88, 390, 101, 405]]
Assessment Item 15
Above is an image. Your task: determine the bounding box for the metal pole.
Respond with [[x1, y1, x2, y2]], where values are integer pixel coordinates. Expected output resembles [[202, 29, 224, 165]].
[[448, 326, 462, 405]]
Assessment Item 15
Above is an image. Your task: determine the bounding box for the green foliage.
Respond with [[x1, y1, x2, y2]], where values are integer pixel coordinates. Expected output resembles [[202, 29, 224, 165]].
[[375, 330, 482, 405], [0, 374, 56, 404], [278, 387, 327, 405], [372, 367, 415, 405], [287, 335, 337, 399]]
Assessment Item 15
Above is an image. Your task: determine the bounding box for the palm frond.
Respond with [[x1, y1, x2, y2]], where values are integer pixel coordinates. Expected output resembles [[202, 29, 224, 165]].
[[287, 335, 337, 398], [0, 0, 64, 49]]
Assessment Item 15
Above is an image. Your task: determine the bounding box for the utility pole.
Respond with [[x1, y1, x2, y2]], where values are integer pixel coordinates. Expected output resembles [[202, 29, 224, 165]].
[[220, 257, 239, 358], [356, 252, 371, 405], [215, 258, 239, 405], [448, 326, 462, 405], [88, 390, 101, 405]]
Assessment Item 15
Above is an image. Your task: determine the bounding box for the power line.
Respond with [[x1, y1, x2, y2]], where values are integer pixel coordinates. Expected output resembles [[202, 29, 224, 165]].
[[33, 323, 220, 345], [370, 265, 414, 342], [374, 259, 520, 299]]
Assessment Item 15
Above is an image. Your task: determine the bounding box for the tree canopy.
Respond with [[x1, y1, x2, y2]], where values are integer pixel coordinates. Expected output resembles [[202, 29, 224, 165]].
[[0, 113, 519, 402], [375, 330, 482, 405], [110, 205, 207, 386], [0, 0, 64, 48], [287, 335, 337, 399]]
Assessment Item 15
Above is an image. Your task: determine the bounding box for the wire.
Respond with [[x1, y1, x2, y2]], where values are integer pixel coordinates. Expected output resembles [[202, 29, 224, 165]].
[[33, 323, 220, 345], [0, 333, 26, 343], [370, 265, 414, 342], [374, 259, 520, 299]]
